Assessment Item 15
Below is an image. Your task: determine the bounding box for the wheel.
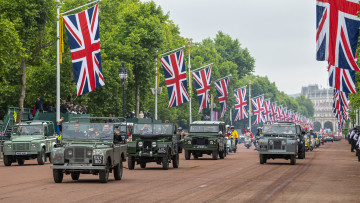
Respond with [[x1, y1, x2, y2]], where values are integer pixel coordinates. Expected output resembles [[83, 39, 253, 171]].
[[219, 150, 225, 159], [71, 172, 80, 180], [99, 161, 110, 183], [172, 154, 179, 168], [260, 154, 265, 164], [114, 161, 123, 180], [53, 169, 63, 183], [37, 148, 46, 165], [17, 159, 25, 165], [140, 162, 146, 169], [193, 154, 198, 159], [128, 156, 135, 170], [290, 155, 296, 165], [3, 155, 12, 166], [246, 145, 250, 149], [162, 156, 169, 170], [185, 150, 190, 160], [212, 150, 218, 160]]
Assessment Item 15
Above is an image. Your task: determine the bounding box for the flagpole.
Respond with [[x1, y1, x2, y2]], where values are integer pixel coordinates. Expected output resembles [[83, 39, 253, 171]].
[[56, 1, 61, 122], [155, 57, 158, 120], [192, 63, 213, 72], [161, 46, 185, 57], [210, 94, 214, 121], [188, 41, 192, 124], [249, 80, 251, 130], [214, 74, 232, 83]]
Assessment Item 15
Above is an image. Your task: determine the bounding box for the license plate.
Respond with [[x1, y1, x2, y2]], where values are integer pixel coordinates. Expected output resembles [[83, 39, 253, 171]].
[[158, 147, 166, 153], [94, 159, 102, 164], [15, 152, 27, 155], [194, 145, 206, 149]]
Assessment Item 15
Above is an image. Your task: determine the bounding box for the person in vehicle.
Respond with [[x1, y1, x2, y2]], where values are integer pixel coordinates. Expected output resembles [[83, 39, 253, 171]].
[[114, 127, 123, 143], [141, 124, 152, 134], [69, 123, 86, 138], [101, 124, 113, 137], [283, 127, 293, 134]]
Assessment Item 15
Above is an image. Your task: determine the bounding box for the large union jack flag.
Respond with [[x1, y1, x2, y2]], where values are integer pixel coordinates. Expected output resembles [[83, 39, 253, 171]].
[[263, 99, 272, 123], [160, 50, 190, 108], [270, 102, 278, 122], [214, 76, 230, 117], [192, 66, 212, 112], [277, 105, 284, 121], [252, 96, 265, 124], [328, 64, 356, 93], [63, 4, 104, 96], [234, 87, 248, 121], [316, 0, 360, 71]]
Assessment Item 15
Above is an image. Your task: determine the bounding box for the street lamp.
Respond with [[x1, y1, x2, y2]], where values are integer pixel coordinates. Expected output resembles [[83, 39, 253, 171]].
[[119, 62, 128, 118]]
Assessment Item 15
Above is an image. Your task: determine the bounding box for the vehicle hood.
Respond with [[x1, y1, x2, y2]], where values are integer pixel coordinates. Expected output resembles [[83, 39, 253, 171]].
[[10, 136, 43, 142]]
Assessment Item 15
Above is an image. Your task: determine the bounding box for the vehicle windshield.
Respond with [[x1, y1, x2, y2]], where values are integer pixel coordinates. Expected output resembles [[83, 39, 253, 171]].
[[133, 124, 173, 135], [189, 125, 219, 133], [62, 123, 116, 140], [262, 125, 296, 135], [12, 125, 44, 135]]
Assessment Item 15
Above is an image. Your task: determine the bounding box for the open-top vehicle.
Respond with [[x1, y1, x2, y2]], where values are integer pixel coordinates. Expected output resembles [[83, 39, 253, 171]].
[[3, 121, 56, 166], [51, 117, 127, 183], [127, 122, 182, 170], [184, 121, 226, 160]]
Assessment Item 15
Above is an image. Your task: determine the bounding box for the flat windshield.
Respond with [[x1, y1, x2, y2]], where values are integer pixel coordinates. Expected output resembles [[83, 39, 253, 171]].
[[133, 124, 173, 135], [12, 125, 43, 135], [62, 123, 115, 140], [189, 125, 219, 133], [262, 125, 296, 135]]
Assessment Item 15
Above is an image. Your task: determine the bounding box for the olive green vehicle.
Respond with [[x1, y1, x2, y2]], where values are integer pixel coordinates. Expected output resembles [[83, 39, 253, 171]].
[[51, 117, 127, 183], [2, 121, 57, 166], [127, 123, 181, 170], [184, 121, 226, 160], [257, 122, 304, 165]]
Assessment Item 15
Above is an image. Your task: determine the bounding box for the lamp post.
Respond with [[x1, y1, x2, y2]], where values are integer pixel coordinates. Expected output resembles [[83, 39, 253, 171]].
[[119, 62, 128, 118]]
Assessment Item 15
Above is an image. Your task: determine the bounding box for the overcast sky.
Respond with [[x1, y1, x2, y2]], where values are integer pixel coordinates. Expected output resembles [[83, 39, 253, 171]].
[[146, 0, 329, 95]]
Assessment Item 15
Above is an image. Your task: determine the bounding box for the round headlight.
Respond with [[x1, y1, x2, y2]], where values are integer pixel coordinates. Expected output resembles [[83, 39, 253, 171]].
[[152, 142, 156, 147], [281, 140, 286, 145], [87, 150, 92, 156], [269, 140, 274, 145], [210, 141, 214, 145], [31, 143, 36, 147], [68, 150, 73, 156], [138, 141, 143, 147], [187, 140, 191, 145], [7, 144, 12, 148]]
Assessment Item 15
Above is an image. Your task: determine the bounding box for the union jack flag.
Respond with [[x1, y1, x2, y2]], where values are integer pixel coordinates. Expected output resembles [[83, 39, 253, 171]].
[[252, 96, 265, 124], [234, 87, 248, 121], [328, 64, 356, 93], [192, 66, 212, 112], [270, 102, 278, 121], [283, 107, 288, 121], [214, 76, 230, 117], [277, 105, 284, 121], [160, 50, 190, 108], [63, 4, 104, 96], [263, 99, 272, 123], [316, 0, 360, 71]]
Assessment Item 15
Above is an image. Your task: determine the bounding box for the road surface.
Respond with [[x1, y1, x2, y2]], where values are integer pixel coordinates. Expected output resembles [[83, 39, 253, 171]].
[[0, 140, 358, 202]]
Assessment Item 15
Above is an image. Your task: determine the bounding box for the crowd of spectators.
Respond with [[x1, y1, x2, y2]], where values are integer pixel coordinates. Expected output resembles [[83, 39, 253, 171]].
[[60, 100, 87, 114], [346, 127, 360, 162], [126, 111, 152, 119]]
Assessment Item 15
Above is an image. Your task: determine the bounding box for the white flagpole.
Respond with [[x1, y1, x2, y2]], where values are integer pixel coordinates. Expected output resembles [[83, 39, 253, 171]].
[[188, 42, 192, 124], [155, 58, 158, 120], [249, 80, 251, 130], [56, 1, 61, 122]]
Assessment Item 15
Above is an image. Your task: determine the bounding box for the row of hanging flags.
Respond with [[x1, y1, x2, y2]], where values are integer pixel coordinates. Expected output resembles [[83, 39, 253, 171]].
[[316, 0, 360, 131]]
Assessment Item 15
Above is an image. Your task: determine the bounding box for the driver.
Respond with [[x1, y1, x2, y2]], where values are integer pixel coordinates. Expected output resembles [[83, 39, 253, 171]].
[[100, 124, 113, 137], [283, 126, 293, 134], [70, 123, 86, 138], [142, 124, 152, 134]]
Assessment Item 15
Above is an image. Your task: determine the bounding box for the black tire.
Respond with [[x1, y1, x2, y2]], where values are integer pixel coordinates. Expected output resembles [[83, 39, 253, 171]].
[[114, 161, 123, 180], [99, 161, 110, 183], [128, 156, 135, 170], [162, 156, 169, 170], [37, 148, 46, 165], [212, 150, 218, 160], [172, 154, 179, 168], [219, 150, 225, 159], [53, 169, 63, 183], [140, 162, 146, 169], [185, 150, 190, 160], [290, 155, 296, 165], [71, 172, 80, 180], [260, 154, 265, 164], [193, 154, 198, 159], [17, 159, 25, 165], [3, 155, 12, 166]]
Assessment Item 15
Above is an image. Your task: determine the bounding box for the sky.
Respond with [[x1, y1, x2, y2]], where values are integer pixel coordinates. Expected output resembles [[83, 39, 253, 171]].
[[146, 0, 329, 95]]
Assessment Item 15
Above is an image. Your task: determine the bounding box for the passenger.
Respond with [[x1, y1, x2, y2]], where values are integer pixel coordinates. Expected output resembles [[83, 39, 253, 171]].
[[141, 124, 152, 134], [283, 127, 293, 134], [101, 124, 113, 137]]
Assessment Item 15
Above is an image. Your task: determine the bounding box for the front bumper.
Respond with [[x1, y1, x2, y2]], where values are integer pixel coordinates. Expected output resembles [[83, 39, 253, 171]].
[[3, 152, 38, 155], [184, 145, 217, 151], [258, 151, 296, 155], [51, 163, 106, 170], [128, 151, 166, 157]]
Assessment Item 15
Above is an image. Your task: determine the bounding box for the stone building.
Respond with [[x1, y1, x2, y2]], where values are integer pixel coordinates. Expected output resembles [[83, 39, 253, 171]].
[[301, 84, 337, 132]]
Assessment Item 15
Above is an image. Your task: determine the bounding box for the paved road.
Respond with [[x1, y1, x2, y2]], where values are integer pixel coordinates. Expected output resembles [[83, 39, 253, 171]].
[[0, 140, 358, 203]]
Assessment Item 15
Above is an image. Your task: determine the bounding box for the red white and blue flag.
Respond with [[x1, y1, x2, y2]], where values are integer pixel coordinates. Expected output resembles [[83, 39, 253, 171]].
[[214, 76, 230, 117], [276, 105, 284, 121], [252, 96, 265, 124], [192, 66, 212, 112], [328, 64, 356, 93], [160, 50, 190, 108], [63, 4, 104, 96], [263, 99, 272, 123], [316, 0, 360, 71], [270, 102, 278, 122], [234, 87, 248, 121]]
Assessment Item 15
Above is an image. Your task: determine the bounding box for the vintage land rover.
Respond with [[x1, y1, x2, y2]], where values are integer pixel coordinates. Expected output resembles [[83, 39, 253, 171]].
[[184, 121, 226, 160], [257, 122, 304, 165], [127, 123, 181, 170], [51, 117, 127, 183], [2, 121, 56, 166]]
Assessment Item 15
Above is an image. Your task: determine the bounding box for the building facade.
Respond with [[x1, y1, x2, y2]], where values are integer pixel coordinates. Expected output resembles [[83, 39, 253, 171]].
[[301, 84, 337, 132]]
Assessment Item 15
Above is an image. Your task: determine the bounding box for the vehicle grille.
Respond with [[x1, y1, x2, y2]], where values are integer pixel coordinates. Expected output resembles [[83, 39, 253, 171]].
[[193, 138, 208, 145], [74, 147, 85, 162], [143, 141, 152, 149], [273, 140, 282, 150], [14, 143, 30, 151]]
